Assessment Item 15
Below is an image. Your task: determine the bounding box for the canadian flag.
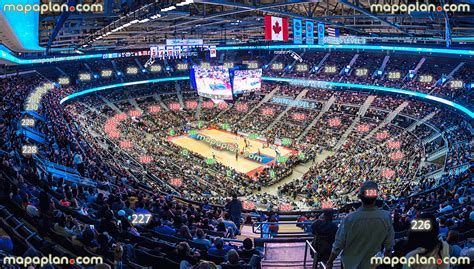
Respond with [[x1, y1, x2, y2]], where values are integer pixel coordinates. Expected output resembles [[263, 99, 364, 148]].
[[265, 15, 288, 41]]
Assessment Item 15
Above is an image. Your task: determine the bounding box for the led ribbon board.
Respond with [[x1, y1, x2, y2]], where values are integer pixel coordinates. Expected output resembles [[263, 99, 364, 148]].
[[59, 77, 190, 104], [263, 76, 474, 119], [2, 45, 474, 65], [58, 76, 473, 119], [216, 44, 474, 57]]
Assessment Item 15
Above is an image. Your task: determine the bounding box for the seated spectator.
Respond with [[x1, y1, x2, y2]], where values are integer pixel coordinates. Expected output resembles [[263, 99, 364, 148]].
[[73, 227, 100, 250], [53, 213, 81, 237], [193, 261, 219, 269], [171, 242, 199, 268], [222, 249, 246, 268], [208, 237, 232, 257], [222, 214, 239, 237], [439, 218, 449, 237], [154, 218, 176, 235], [243, 216, 254, 226], [238, 238, 261, 261], [0, 228, 13, 253], [192, 228, 212, 248], [446, 230, 462, 257], [177, 225, 193, 241], [403, 213, 449, 269], [120, 217, 140, 237], [268, 217, 279, 238]]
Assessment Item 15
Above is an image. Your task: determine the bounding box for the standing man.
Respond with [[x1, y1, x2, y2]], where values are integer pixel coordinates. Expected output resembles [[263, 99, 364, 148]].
[[311, 210, 338, 265], [73, 151, 84, 176], [226, 193, 242, 235], [326, 181, 394, 269]]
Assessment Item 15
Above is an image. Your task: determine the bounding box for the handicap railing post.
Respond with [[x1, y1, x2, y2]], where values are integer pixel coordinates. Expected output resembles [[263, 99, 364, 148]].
[[304, 241, 308, 267]]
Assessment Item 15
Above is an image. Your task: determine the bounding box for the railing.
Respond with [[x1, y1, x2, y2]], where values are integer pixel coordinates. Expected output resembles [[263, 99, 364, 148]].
[[251, 221, 313, 238], [303, 240, 318, 269]]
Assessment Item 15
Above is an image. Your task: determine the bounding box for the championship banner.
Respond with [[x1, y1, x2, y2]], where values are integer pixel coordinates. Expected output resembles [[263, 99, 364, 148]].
[[305, 20, 314, 44], [166, 46, 174, 57], [174, 46, 181, 58], [293, 18, 302, 44], [210, 45, 217, 58], [317, 23, 325, 45], [150, 46, 158, 58], [158, 46, 165, 58]]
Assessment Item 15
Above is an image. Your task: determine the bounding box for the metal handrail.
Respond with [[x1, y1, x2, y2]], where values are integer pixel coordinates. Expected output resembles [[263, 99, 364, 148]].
[[304, 240, 318, 269], [251, 221, 313, 238]]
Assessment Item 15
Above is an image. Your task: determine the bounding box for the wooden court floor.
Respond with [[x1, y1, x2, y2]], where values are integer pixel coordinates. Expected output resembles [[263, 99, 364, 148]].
[[170, 128, 294, 175]]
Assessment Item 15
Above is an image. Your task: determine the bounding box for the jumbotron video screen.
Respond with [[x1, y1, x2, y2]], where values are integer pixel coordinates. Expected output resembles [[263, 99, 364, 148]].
[[0, 1, 473, 269]]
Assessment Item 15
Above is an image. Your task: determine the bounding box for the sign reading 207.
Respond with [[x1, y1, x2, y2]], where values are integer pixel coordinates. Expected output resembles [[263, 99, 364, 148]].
[[130, 214, 152, 225]]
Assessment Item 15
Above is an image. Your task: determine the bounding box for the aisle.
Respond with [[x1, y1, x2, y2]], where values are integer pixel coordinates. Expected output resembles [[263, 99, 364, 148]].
[[256, 150, 333, 196]]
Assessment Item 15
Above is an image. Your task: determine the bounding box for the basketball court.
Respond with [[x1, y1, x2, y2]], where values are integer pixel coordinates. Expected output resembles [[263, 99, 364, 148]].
[[170, 128, 296, 176]]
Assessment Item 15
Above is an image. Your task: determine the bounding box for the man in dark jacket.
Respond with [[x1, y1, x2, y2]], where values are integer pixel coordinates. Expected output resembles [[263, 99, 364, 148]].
[[311, 210, 338, 264], [226, 193, 242, 234]]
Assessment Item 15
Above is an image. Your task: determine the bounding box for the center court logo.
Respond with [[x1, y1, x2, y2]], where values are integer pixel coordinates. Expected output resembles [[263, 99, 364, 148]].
[[3, 2, 103, 14], [370, 1, 470, 14]]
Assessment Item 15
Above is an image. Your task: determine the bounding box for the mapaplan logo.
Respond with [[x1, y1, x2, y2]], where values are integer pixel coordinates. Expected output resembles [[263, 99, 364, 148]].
[[3, 2, 103, 14], [370, 1, 470, 14]]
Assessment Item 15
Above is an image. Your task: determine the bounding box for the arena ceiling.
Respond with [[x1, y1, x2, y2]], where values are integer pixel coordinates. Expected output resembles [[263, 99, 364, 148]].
[[29, 0, 474, 51]]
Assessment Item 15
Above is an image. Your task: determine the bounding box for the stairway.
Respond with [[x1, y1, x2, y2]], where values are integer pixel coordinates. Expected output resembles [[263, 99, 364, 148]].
[[379, 55, 390, 73], [196, 96, 203, 120], [238, 87, 280, 124], [405, 110, 438, 133], [333, 95, 376, 148], [365, 101, 409, 140], [334, 117, 360, 150], [447, 62, 465, 78], [264, 89, 308, 132], [261, 242, 342, 269], [315, 53, 331, 72], [358, 95, 376, 117], [175, 82, 185, 108], [98, 95, 123, 114], [128, 98, 143, 113], [297, 95, 336, 142], [413, 57, 426, 73], [152, 94, 169, 111]]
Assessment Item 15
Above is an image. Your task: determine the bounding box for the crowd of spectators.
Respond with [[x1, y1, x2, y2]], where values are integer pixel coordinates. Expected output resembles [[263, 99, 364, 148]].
[[0, 52, 472, 268]]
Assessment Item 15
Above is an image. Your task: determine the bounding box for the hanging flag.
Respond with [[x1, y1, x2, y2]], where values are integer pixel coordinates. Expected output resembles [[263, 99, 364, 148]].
[[293, 18, 302, 44], [265, 15, 289, 41], [327, 27, 340, 37], [210, 45, 217, 58], [305, 20, 314, 44], [317, 22, 325, 45]]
